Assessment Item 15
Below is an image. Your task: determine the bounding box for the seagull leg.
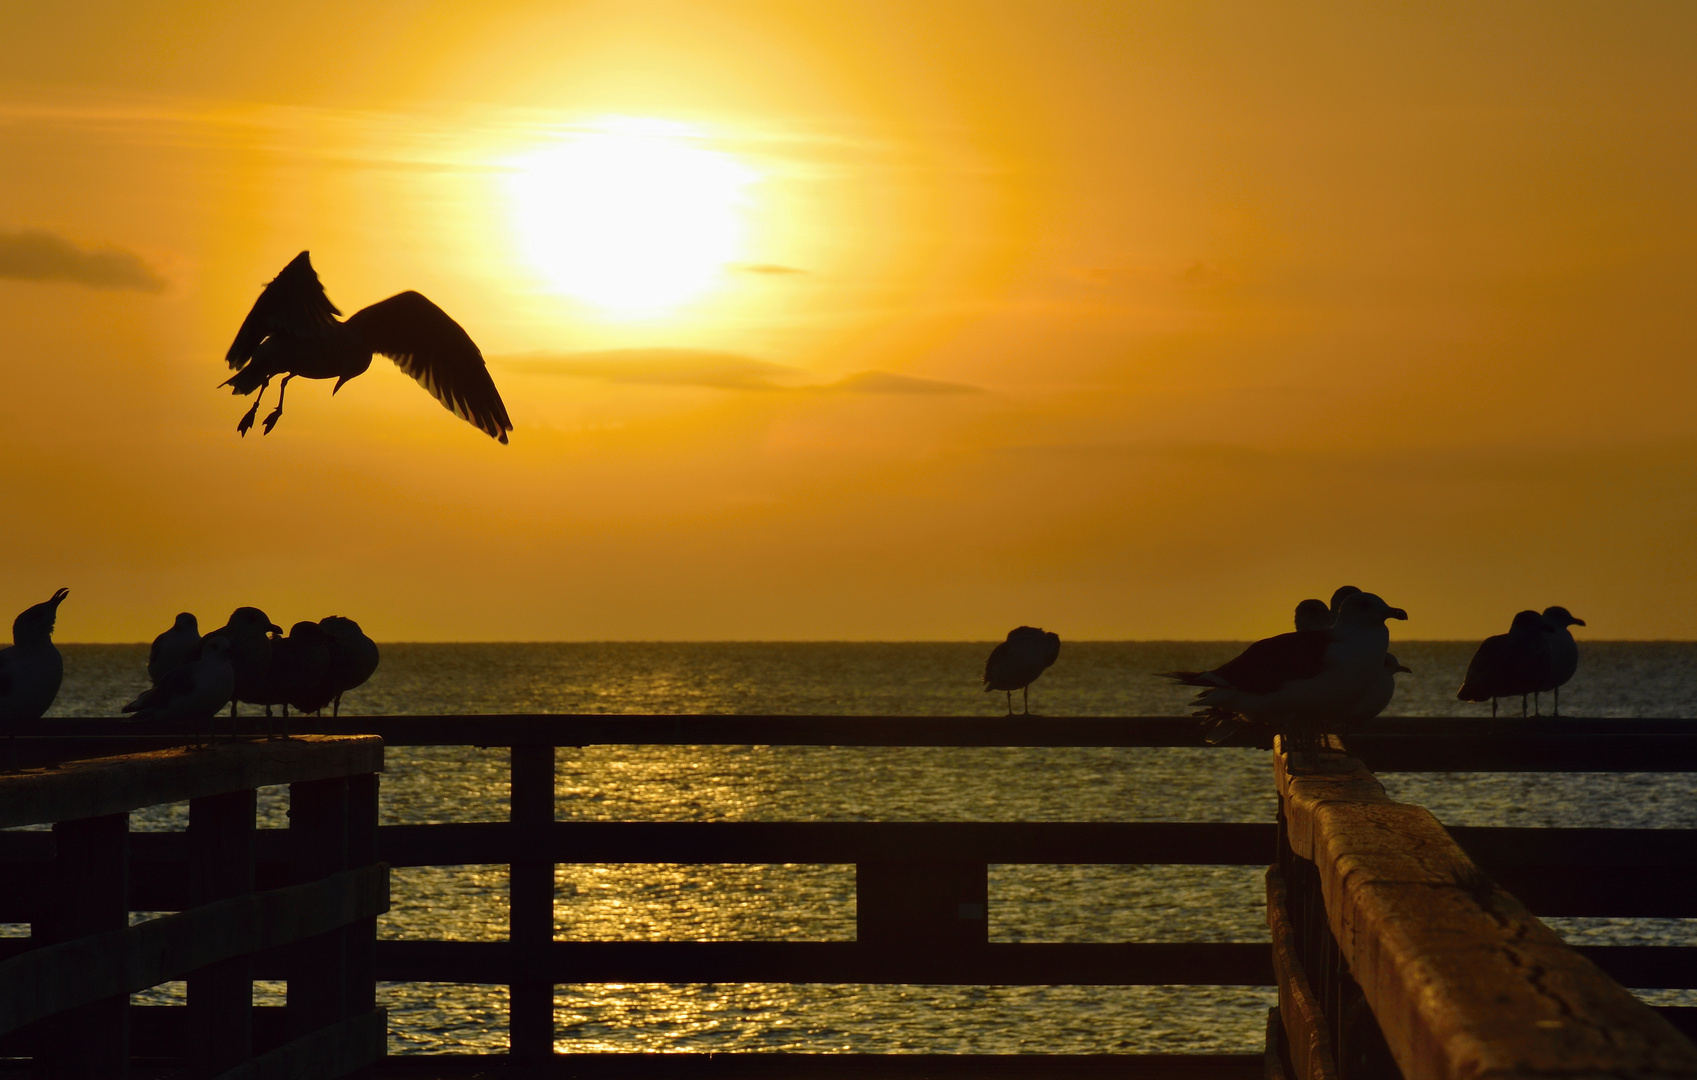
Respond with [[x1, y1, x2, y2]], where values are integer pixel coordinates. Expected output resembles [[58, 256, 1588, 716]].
[[1005, 690, 1013, 716], [1553, 687, 1560, 717], [1491, 698, 1498, 719], [1023, 685, 1030, 715], [333, 693, 342, 718], [1520, 694, 1528, 717], [261, 374, 293, 435], [236, 379, 268, 436], [1533, 691, 1542, 717]]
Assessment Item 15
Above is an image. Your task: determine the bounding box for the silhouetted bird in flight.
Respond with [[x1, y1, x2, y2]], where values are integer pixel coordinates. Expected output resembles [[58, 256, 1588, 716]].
[[292, 616, 380, 717], [223, 251, 513, 443], [1457, 610, 1552, 717], [147, 612, 200, 684], [1162, 591, 1407, 750], [1538, 606, 1585, 716], [0, 589, 69, 758], [123, 636, 234, 745], [983, 626, 1061, 715]]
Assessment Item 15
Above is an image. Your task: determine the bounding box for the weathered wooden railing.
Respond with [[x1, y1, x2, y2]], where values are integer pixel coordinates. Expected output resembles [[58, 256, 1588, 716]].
[[0, 734, 386, 1079], [1271, 731, 1697, 1079], [7, 716, 1697, 1079]]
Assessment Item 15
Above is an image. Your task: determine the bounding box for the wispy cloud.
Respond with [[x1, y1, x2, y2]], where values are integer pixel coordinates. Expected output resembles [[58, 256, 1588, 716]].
[[820, 371, 980, 394], [494, 349, 801, 391], [0, 229, 166, 292], [494, 350, 982, 396]]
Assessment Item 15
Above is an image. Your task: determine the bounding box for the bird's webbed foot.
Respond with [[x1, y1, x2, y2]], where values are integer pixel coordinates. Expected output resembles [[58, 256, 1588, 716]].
[[261, 405, 284, 435], [236, 401, 261, 436]]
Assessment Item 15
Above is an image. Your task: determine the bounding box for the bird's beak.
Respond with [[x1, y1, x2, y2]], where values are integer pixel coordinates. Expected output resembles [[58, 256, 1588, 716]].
[[1572, 617, 1586, 627], [268, 622, 284, 634], [1387, 607, 1408, 621], [49, 588, 68, 607], [1395, 662, 1413, 674]]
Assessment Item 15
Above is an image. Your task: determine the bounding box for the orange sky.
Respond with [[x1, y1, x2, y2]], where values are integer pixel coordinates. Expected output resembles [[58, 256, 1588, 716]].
[[2, 1, 1696, 641]]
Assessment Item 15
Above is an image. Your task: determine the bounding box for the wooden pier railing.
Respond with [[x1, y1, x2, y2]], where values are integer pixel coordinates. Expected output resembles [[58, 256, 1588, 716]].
[[0, 734, 386, 1080], [4, 716, 1695, 1079]]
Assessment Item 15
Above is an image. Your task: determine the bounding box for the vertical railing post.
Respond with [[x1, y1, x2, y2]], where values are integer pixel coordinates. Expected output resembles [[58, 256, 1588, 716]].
[[47, 812, 130, 1078], [509, 743, 556, 1061], [288, 776, 350, 1038], [344, 771, 380, 1026], [187, 788, 257, 1076], [856, 861, 989, 955]]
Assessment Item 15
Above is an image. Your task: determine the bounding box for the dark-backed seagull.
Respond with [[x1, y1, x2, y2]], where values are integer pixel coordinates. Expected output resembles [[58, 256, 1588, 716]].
[[205, 607, 282, 721], [1457, 610, 1553, 717], [1343, 653, 1412, 728], [0, 590, 69, 756], [1161, 591, 1408, 750], [1539, 606, 1585, 716], [983, 627, 1061, 715], [252, 621, 331, 736], [223, 251, 513, 442], [147, 612, 200, 684], [1329, 585, 1361, 620], [294, 616, 381, 717], [1294, 599, 1332, 632], [123, 636, 235, 745]]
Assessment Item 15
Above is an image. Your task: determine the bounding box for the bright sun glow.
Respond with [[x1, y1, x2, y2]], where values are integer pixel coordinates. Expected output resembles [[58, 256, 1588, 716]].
[[507, 117, 756, 316]]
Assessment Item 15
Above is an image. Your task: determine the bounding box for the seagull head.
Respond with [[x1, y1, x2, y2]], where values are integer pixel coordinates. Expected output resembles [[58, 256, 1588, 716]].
[[1542, 606, 1585, 629], [173, 612, 198, 633], [1510, 609, 1546, 635], [1328, 585, 1362, 614], [1294, 599, 1332, 632], [288, 620, 329, 643], [1336, 591, 1407, 627], [228, 607, 284, 637], [13, 587, 69, 646]]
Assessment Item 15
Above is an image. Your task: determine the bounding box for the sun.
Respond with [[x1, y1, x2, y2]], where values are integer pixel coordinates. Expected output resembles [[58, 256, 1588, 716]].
[[506, 118, 756, 317]]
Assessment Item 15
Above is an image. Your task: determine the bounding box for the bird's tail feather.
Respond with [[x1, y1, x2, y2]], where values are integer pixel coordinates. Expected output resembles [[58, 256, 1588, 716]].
[[221, 365, 267, 396], [1157, 670, 1219, 687]]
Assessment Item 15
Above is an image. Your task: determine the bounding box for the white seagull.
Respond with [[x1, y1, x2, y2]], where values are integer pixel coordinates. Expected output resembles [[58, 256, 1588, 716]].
[[1539, 606, 1585, 716], [1457, 610, 1553, 717], [1161, 591, 1408, 750], [147, 612, 201, 684], [1342, 652, 1413, 728], [983, 627, 1061, 715], [0, 589, 69, 737], [223, 251, 513, 443], [123, 635, 235, 744]]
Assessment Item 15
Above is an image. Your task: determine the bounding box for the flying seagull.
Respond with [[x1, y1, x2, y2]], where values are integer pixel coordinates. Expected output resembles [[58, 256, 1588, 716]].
[[0, 589, 69, 761], [223, 251, 513, 443], [1457, 610, 1552, 717], [983, 626, 1061, 715], [1538, 606, 1585, 716], [1161, 591, 1408, 750]]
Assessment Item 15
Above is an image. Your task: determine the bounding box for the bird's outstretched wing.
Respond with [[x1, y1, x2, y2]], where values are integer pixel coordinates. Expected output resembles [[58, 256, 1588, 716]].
[[226, 251, 342, 371], [347, 291, 513, 444]]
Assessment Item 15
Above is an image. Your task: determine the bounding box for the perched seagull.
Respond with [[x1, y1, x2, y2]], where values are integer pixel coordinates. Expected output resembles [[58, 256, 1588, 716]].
[[1294, 599, 1332, 632], [0, 590, 70, 756], [1329, 585, 1362, 620], [123, 636, 235, 745], [252, 622, 331, 736], [223, 251, 513, 443], [1539, 606, 1586, 716], [205, 607, 283, 720], [147, 612, 201, 684], [1161, 591, 1408, 750], [1343, 653, 1413, 728], [1457, 610, 1553, 717], [983, 627, 1061, 715], [295, 616, 380, 717]]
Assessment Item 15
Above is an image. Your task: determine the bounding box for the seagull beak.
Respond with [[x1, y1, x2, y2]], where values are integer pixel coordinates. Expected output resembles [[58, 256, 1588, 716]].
[[1572, 617, 1586, 627], [1387, 607, 1408, 621], [1395, 662, 1413, 674], [268, 622, 284, 635]]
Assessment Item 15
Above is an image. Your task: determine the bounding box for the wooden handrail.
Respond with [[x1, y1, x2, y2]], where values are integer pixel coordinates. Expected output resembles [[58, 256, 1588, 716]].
[[1274, 737, 1697, 1079]]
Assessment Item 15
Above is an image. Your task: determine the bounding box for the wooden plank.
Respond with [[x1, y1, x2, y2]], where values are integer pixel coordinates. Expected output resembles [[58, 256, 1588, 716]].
[[509, 743, 555, 1061], [44, 811, 131, 1079], [375, 820, 1280, 868], [206, 1006, 385, 1080], [0, 864, 388, 1037], [0, 735, 383, 829], [857, 861, 987, 950], [1344, 733, 1697, 772], [368, 940, 1275, 986], [1275, 737, 1697, 1079], [1265, 868, 1336, 1080], [290, 777, 351, 1039], [188, 788, 258, 1074], [361, 1051, 1267, 1078]]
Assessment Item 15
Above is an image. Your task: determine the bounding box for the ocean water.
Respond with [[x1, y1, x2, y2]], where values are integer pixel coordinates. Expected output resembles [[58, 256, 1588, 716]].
[[33, 642, 1697, 1055]]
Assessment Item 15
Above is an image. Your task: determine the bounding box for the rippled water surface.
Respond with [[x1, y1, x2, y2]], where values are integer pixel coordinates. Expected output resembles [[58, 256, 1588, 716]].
[[37, 642, 1697, 1054]]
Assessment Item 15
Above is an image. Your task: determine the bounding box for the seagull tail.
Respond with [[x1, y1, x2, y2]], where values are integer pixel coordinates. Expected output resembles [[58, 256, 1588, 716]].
[[221, 365, 268, 396], [1156, 670, 1221, 687]]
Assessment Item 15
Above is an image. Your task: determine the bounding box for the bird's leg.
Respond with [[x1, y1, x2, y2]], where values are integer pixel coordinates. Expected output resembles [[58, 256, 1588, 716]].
[[1023, 685, 1030, 715], [237, 378, 269, 437], [1520, 694, 1528, 718], [1491, 698, 1498, 719], [1005, 690, 1013, 716], [1553, 686, 1560, 717], [281, 702, 290, 740], [1533, 691, 1541, 717], [261, 374, 294, 435], [333, 693, 342, 718]]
